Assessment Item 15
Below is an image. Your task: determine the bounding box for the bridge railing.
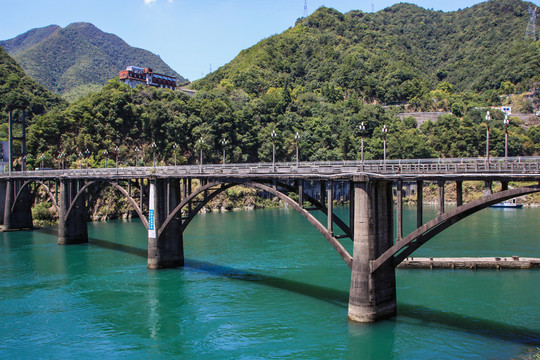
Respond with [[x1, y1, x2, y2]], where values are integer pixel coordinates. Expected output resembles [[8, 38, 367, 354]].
[[2, 156, 540, 178]]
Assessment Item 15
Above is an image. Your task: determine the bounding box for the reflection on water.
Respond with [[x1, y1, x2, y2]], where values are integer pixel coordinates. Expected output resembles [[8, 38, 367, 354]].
[[0, 207, 539, 359]]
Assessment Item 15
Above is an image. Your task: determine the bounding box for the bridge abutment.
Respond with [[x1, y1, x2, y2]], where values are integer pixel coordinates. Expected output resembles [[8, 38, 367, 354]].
[[58, 179, 88, 245], [348, 179, 396, 322], [148, 178, 184, 269]]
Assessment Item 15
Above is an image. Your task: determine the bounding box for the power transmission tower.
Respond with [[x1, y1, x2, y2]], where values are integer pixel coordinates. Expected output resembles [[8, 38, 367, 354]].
[[303, 0, 308, 18], [525, 5, 537, 41]]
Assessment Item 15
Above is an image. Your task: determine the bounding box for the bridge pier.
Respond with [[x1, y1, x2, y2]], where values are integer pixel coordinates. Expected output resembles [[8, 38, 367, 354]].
[[348, 179, 396, 322], [3, 179, 33, 230], [148, 178, 183, 269], [58, 179, 88, 244]]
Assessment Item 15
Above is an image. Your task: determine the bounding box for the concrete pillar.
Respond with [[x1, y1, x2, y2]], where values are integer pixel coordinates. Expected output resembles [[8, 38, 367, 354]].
[[58, 179, 88, 244], [3, 179, 33, 230], [0, 181, 6, 225], [298, 180, 304, 208], [456, 180, 463, 207], [327, 180, 333, 235], [3, 179, 14, 228], [396, 180, 403, 241], [148, 178, 183, 269], [348, 179, 396, 322], [437, 180, 445, 216], [416, 180, 423, 228], [320, 180, 326, 205], [349, 180, 355, 237]]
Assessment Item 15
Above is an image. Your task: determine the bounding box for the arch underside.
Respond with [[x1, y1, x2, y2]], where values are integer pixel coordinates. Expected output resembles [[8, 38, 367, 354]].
[[371, 185, 540, 273], [159, 180, 354, 268], [14, 180, 59, 214], [66, 180, 148, 229]]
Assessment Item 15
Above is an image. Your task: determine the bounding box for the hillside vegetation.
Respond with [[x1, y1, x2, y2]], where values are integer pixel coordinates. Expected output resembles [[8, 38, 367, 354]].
[[0, 0, 537, 170], [194, 0, 539, 110], [0, 46, 66, 121], [1, 22, 187, 101]]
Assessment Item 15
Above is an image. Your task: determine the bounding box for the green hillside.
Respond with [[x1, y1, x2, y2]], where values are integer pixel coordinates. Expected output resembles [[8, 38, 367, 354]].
[[9, 0, 540, 169], [193, 0, 539, 106], [1, 22, 187, 101], [0, 45, 65, 116]]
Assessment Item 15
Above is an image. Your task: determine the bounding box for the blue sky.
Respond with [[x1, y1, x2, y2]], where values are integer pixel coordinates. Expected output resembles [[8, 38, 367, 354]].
[[1, 0, 538, 81]]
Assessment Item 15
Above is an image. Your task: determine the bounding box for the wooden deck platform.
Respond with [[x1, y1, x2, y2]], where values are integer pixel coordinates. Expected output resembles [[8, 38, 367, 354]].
[[397, 256, 540, 269]]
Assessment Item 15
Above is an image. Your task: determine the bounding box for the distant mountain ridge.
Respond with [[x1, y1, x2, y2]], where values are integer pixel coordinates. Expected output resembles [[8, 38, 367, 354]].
[[1, 22, 187, 100]]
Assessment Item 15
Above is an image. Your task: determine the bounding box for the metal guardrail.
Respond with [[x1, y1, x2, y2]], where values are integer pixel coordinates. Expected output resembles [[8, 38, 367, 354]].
[[2, 157, 540, 178]]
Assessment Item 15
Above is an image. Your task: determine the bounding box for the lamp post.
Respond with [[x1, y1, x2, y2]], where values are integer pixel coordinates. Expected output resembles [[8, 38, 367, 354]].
[[382, 124, 388, 162], [135, 146, 140, 167], [39, 154, 44, 169], [78, 152, 83, 169], [115, 146, 119, 171], [504, 114, 509, 159], [22, 155, 27, 172], [359, 122, 366, 163], [220, 138, 227, 165], [294, 132, 300, 168], [271, 129, 277, 172], [197, 137, 204, 171], [84, 149, 90, 170], [103, 150, 108, 169], [485, 110, 491, 162], [173, 143, 178, 167]]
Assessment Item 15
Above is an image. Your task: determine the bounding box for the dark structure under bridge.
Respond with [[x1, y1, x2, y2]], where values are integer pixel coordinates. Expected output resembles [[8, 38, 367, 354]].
[[1, 157, 539, 323]]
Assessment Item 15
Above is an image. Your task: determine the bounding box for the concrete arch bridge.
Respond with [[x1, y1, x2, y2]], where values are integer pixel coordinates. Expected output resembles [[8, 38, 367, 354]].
[[1, 157, 539, 323]]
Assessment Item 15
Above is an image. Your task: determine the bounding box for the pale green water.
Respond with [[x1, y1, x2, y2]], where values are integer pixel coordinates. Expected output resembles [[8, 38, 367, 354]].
[[0, 206, 539, 359]]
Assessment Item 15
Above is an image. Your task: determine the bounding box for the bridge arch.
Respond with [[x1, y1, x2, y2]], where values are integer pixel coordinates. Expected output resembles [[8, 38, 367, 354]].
[[158, 180, 353, 268], [13, 180, 59, 214], [371, 185, 540, 273], [64, 180, 148, 229]]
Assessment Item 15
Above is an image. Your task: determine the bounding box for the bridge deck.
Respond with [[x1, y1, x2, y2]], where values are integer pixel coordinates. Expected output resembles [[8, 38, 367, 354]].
[[2, 157, 540, 181]]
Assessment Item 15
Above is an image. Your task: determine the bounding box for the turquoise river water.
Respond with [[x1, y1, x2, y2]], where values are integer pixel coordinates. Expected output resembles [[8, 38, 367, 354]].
[[0, 205, 539, 359]]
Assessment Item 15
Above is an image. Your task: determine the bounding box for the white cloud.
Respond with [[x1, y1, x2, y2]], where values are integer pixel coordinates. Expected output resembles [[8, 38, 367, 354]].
[[144, 0, 157, 6]]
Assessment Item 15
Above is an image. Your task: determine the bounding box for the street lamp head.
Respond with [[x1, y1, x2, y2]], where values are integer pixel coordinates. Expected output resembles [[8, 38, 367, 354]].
[[151, 142, 157, 149], [115, 146, 119, 152], [173, 143, 178, 149], [485, 110, 491, 122], [220, 138, 227, 146], [295, 132, 300, 142], [504, 114, 509, 126], [382, 124, 388, 134], [103, 150, 108, 156], [359, 122, 365, 132]]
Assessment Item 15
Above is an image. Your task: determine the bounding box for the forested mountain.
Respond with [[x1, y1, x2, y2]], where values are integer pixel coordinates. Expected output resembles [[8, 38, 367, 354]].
[[1, 22, 187, 101], [193, 0, 539, 106], [0, 45, 65, 117]]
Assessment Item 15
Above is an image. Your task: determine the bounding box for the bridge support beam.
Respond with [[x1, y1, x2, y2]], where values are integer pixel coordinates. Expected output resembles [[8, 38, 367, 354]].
[[148, 178, 183, 269], [416, 180, 423, 228], [437, 180, 445, 216], [58, 179, 88, 244], [3, 179, 33, 230], [348, 179, 396, 322], [396, 180, 403, 241], [456, 180, 463, 207]]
